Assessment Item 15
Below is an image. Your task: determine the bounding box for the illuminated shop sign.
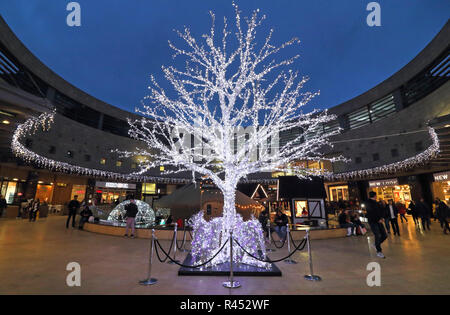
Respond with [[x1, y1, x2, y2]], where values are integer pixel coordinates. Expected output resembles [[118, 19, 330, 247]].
[[95, 181, 136, 189], [369, 178, 398, 187], [433, 171, 450, 182]]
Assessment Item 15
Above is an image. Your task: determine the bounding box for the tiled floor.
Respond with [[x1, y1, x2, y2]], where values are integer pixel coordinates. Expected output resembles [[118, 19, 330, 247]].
[[0, 216, 449, 294]]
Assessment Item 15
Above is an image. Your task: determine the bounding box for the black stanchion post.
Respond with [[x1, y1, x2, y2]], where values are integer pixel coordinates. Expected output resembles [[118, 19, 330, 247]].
[[223, 231, 241, 288], [139, 229, 158, 285], [284, 223, 297, 264], [168, 222, 180, 264], [266, 220, 275, 252], [304, 228, 321, 281]]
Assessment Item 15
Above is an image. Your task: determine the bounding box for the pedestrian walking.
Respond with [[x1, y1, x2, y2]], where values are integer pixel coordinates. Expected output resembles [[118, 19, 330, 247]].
[[386, 199, 400, 236], [366, 191, 388, 258], [416, 198, 431, 231], [0, 195, 7, 218], [435, 198, 450, 234], [124, 199, 138, 238], [408, 200, 420, 226], [66, 195, 80, 229], [29, 199, 39, 222], [379, 199, 391, 234], [397, 202, 408, 223]]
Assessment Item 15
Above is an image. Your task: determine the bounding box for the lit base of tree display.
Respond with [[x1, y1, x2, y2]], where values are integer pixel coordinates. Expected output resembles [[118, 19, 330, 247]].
[[188, 212, 270, 269]]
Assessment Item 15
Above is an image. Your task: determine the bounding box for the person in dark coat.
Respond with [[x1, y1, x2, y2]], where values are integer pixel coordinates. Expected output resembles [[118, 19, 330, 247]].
[[386, 199, 400, 236], [435, 198, 450, 234], [124, 199, 138, 238], [416, 198, 431, 231], [0, 195, 7, 218], [274, 208, 288, 242], [408, 200, 419, 226], [379, 199, 390, 234], [78, 205, 93, 230], [366, 191, 387, 258], [29, 199, 40, 222], [258, 208, 270, 238], [66, 195, 80, 228]]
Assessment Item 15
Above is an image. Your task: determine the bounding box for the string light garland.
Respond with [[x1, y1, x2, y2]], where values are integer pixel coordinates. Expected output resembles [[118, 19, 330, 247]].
[[11, 110, 191, 185], [329, 127, 440, 181]]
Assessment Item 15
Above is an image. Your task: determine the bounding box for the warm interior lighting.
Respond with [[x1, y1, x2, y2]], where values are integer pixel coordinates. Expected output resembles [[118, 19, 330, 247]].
[[2, 120, 10, 125]]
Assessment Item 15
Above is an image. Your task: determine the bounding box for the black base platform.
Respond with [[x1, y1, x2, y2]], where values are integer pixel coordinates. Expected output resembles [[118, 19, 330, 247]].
[[178, 253, 282, 276]]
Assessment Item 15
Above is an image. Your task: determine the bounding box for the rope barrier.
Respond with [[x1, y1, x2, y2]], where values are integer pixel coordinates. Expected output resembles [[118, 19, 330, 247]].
[[154, 238, 229, 268], [270, 231, 287, 248], [155, 230, 176, 263], [233, 237, 307, 263]]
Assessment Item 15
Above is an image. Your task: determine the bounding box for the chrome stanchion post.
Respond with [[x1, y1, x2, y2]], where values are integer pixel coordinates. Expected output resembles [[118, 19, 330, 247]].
[[167, 222, 180, 264], [139, 229, 158, 285], [223, 231, 241, 288], [304, 228, 321, 281], [266, 220, 275, 252], [179, 219, 188, 253], [284, 223, 297, 264]]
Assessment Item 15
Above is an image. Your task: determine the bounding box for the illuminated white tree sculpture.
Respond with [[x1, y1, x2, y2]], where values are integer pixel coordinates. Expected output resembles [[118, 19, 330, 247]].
[[123, 4, 341, 266]]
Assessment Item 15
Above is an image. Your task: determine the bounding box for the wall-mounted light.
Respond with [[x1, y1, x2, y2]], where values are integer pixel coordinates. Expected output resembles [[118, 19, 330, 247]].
[[2, 120, 10, 125]]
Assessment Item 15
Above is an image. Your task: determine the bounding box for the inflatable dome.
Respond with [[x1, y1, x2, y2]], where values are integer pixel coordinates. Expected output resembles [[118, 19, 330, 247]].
[[107, 200, 155, 226]]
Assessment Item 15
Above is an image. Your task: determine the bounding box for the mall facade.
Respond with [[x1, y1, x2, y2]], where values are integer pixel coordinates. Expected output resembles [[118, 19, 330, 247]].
[[0, 15, 449, 219]]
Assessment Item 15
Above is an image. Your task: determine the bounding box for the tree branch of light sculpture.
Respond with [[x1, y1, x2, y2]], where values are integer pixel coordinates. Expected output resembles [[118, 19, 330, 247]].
[[120, 4, 342, 266]]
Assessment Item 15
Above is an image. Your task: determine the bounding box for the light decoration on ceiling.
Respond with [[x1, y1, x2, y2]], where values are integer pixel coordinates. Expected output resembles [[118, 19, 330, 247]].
[[329, 127, 440, 181], [108, 200, 155, 225], [118, 3, 343, 267], [10, 110, 190, 184]]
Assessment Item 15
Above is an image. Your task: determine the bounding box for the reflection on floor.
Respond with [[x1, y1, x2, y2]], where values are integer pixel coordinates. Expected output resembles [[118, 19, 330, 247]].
[[0, 216, 449, 294]]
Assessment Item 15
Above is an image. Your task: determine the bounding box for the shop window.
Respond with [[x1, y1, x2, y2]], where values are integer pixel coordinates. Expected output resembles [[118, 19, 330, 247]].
[[131, 163, 137, 169], [159, 166, 165, 171], [391, 148, 399, 157], [100, 158, 106, 165], [116, 160, 122, 167], [67, 151, 74, 158], [70, 185, 86, 201], [142, 183, 156, 194], [35, 184, 53, 203], [373, 153, 379, 161], [49, 146, 56, 154], [329, 185, 349, 201]]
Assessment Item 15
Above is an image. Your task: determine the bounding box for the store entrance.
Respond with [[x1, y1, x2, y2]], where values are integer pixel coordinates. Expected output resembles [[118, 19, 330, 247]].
[[95, 189, 135, 205], [369, 184, 412, 207]]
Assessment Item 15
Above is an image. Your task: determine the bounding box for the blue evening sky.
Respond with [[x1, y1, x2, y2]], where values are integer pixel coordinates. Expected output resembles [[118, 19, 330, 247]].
[[0, 0, 449, 113]]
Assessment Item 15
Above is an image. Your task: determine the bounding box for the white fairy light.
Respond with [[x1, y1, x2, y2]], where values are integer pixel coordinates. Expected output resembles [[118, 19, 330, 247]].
[[329, 127, 439, 181], [108, 199, 155, 225], [11, 110, 190, 185], [120, 3, 343, 267]]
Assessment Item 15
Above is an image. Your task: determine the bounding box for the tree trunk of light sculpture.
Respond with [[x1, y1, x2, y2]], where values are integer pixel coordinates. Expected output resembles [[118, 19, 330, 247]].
[[120, 3, 343, 267]]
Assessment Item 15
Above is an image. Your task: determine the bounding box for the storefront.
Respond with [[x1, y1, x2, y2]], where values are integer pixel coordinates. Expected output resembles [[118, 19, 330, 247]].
[[0, 178, 26, 204], [94, 181, 137, 204], [327, 184, 349, 201], [368, 178, 412, 207], [432, 171, 450, 203]]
